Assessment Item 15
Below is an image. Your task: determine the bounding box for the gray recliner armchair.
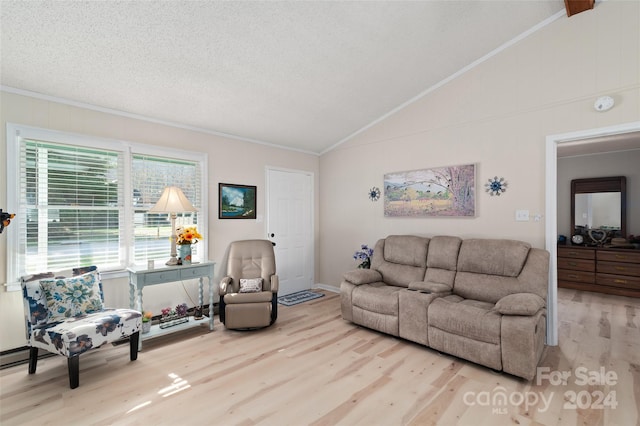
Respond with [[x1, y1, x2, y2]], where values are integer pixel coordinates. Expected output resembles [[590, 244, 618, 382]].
[[218, 239, 278, 329]]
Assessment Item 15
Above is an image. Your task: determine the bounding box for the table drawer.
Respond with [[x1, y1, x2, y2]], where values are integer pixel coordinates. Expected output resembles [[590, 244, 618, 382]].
[[141, 270, 181, 285], [180, 265, 211, 279], [558, 247, 595, 260], [597, 261, 640, 277], [557, 257, 595, 272], [598, 251, 640, 263], [596, 273, 640, 290], [558, 269, 595, 284]]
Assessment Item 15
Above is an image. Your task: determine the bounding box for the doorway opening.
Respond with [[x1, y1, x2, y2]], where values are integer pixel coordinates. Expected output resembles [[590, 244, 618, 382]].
[[545, 121, 640, 346]]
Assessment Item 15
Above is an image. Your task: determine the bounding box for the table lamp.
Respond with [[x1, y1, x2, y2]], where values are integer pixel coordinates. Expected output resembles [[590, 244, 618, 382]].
[[148, 186, 197, 265]]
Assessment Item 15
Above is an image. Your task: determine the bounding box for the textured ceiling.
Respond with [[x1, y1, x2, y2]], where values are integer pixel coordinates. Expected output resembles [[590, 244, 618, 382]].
[[1, 1, 567, 154]]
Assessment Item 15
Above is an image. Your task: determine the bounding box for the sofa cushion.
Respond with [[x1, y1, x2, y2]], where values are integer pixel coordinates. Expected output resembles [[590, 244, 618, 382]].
[[224, 291, 273, 304], [352, 283, 401, 316], [457, 239, 530, 277], [427, 236, 461, 270], [428, 297, 501, 345], [454, 272, 522, 304], [40, 271, 104, 322], [383, 235, 429, 267], [343, 269, 383, 285], [495, 293, 545, 316], [239, 278, 263, 293], [371, 236, 430, 287], [408, 281, 451, 293], [29, 308, 141, 357]]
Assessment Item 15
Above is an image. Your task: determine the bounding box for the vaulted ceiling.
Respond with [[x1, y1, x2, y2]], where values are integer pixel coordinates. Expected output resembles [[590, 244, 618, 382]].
[[2, 1, 572, 154]]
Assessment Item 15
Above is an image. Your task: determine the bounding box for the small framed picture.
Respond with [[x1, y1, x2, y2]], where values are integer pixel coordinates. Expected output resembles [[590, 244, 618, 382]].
[[218, 183, 257, 219]]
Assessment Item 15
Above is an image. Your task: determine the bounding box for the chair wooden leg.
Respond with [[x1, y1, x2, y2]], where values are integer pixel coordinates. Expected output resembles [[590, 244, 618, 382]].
[[271, 293, 278, 325], [28, 347, 38, 374], [219, 297, 226, 325], [129, 332, 140, 361], [68, 356, 80, 389]]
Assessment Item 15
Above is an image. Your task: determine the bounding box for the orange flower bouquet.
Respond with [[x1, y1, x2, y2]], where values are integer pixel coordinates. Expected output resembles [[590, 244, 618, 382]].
[[176, 226, 203, 245]]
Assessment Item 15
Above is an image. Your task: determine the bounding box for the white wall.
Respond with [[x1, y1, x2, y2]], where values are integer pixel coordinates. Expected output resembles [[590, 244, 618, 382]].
[[0, 92, 320, 351], [558, 149, 640, 238], [318, 0, 640, 287]]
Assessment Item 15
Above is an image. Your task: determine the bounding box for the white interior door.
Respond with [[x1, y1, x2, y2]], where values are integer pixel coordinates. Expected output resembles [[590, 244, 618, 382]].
[[266, 167, 314, 296]]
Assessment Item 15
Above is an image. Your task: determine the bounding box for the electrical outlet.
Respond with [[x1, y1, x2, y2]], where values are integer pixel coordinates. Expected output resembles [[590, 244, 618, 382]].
[[515, 210, 530, 221]]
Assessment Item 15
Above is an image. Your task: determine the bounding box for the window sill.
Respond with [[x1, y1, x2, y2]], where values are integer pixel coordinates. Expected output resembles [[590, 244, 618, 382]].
[[4, 282, 21, 292]]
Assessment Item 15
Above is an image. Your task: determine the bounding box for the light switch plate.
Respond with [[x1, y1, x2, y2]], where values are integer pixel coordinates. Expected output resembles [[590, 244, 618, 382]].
[[515, 210, 530, 221]]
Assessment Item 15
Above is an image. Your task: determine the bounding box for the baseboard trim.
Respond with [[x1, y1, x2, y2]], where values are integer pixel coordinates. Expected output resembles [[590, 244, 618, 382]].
[[0, 346, 54, 370], [313, 283, 340, 293]]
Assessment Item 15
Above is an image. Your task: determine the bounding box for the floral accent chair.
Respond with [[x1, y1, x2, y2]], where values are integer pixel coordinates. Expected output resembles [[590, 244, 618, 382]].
[[21, 266, 142, 389]]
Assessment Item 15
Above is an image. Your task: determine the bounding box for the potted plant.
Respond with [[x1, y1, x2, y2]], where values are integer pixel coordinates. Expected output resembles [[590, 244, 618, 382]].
[[353, 244, 374, 269], [141, 311, 153, 334], [176, 226, 203, 265], [160, 303, 189, 329]]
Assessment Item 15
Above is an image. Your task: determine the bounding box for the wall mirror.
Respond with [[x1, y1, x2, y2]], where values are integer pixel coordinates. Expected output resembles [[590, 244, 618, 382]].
[[571, 176, 626, 243]]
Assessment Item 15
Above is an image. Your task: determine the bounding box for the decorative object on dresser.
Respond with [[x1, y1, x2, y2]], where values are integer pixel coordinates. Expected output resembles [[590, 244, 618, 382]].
[[557, 246, 640, 298], [571, 176, 626, 246]]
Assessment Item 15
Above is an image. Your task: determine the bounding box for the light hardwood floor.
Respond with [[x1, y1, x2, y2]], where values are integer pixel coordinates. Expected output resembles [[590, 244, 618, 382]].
[[1, 288, 638, 426]]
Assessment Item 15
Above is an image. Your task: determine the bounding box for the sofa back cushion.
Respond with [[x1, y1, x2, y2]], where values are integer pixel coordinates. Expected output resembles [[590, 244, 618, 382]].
[[424, 235, 462, 287], [371, 235, 429, 287], [457, 239, 530, 276], [383, 235, 429, 267], [454, 239, 532, 303]]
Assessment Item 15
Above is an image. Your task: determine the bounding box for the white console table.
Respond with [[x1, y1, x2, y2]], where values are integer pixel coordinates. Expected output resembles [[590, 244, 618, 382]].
[[128, 261, 216, 349]]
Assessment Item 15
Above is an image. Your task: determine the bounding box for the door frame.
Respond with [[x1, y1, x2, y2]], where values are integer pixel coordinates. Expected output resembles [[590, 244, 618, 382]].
[[545, 120, 640, 346], [265, 166, 316, 289]]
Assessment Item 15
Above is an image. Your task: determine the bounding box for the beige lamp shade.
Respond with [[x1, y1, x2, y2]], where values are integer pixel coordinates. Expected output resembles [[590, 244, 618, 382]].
[[148, 186, 197, 213]]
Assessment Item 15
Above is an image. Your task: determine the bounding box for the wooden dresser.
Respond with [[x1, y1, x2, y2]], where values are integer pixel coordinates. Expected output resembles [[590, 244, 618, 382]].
[[557, 246, 640, 297]]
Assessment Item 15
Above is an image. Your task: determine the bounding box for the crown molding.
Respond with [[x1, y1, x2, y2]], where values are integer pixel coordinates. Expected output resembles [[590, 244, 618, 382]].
[[0, 85, 320, 157]]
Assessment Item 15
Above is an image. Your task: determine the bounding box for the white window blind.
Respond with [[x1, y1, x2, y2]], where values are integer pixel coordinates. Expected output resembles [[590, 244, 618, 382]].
[[20, 139, 124, 273], [131, 154, 202, 263]]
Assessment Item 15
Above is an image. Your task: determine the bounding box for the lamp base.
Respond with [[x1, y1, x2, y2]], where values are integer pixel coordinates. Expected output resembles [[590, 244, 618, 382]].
[[165, 256, 179, 266]]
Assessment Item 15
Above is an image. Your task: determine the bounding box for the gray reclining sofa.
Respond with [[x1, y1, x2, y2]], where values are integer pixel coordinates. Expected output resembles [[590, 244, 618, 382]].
[[341, 235, 550, 380]]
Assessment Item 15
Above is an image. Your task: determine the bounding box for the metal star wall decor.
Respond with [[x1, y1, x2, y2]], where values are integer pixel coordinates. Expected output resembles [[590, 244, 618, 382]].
[[369, 187, 381, 201], [485, 176, 508, 196]]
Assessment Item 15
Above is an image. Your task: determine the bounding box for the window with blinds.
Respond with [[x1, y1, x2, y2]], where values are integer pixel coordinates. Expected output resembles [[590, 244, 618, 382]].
[[6, 124, 206, 285], [131, 154, 202, 263]]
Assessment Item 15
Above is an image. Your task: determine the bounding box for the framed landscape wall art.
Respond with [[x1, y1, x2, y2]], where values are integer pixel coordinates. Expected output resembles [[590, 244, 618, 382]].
[[218, 183, 257, 219], [384, 163, 476, 217]]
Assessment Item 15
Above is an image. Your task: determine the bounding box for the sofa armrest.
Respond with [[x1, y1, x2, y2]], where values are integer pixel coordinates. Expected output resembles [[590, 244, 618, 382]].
[[270, 275, 279, 293], [495, 293, 545, 316], [343, 269, 382, 285], [408, 281, 452, 295], [219, 276, 232, 296]]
